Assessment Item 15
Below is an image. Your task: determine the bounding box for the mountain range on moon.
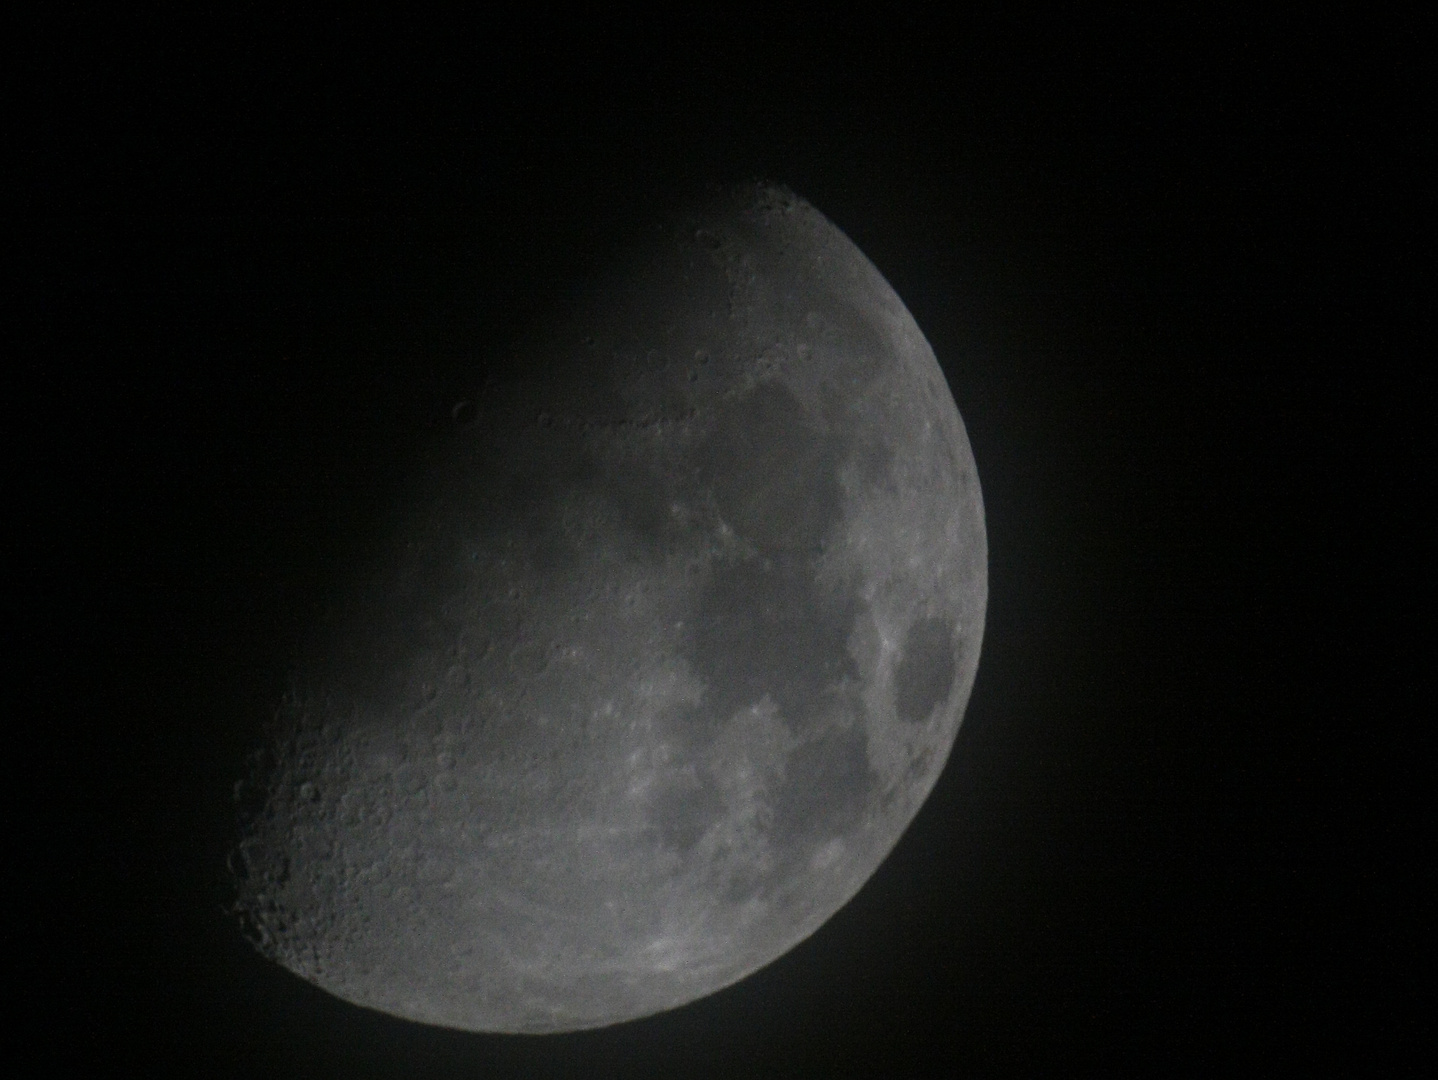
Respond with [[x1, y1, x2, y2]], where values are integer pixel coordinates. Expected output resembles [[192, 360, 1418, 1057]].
[[229, 182, 987, 1033]]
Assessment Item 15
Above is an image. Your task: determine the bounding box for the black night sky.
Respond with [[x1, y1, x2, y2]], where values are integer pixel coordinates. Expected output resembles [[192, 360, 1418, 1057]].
[[11, 15, 1426, 1075]]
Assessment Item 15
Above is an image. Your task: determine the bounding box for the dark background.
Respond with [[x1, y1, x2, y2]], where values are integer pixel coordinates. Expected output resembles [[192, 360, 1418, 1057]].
[[9, 13, 1428, 1075]]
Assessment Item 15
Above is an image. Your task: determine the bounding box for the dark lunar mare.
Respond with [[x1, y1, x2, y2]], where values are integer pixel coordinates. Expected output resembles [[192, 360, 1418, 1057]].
[[895, 617, 960, 726]]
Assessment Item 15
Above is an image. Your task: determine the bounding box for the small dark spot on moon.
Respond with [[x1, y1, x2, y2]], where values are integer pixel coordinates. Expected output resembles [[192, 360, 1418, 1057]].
[[849, 435, 894, 492], [608, 477, 683, 560], [649, 774, 724, 853], [451, 400, 476, 425], [683, 557, 858, 738], [700, 381, 844, 554], [772, 725, 873, 845], [894, 617, 959, 725], [509, 640, 550, 679]]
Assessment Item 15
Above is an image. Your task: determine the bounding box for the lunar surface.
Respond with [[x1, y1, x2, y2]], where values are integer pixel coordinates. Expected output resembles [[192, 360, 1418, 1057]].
[[230, 183, 987, 1033]]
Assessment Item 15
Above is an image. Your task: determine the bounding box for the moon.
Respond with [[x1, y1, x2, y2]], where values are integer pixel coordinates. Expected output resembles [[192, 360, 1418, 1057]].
[[230, 183, 987, 1033]]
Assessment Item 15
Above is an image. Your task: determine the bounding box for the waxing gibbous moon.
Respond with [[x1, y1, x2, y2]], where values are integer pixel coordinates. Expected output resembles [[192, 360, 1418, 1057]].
[[230, 183, 987, 1033]]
